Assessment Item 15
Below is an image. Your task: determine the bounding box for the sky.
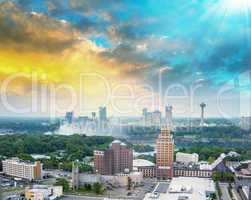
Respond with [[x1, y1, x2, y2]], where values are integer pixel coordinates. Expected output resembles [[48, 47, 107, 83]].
[[0, 0, 251, 118]]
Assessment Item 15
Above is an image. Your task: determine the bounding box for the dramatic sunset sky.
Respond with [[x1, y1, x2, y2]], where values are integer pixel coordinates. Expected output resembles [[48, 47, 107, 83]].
[[0, 0, 250, 117]]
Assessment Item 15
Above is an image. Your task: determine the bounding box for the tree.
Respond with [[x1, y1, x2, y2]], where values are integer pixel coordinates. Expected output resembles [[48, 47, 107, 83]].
[[84, 183, 92, 191], [93, 182, 104, 194], [212, 172, 234, 182], [55, 178, 70, 192], [79, 164, 93, 172], [128, 177, 132, 190], [18, 153, 34, 161]]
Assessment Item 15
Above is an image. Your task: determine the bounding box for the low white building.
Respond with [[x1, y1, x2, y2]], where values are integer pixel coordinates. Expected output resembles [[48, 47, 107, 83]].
[[133, 159, 156, 178], [102, 172, 143, 187], [72, 172, 143, 188], [25, 185, 63, 200], [176, 152, 199, 164], [144, 177, 216, 200]]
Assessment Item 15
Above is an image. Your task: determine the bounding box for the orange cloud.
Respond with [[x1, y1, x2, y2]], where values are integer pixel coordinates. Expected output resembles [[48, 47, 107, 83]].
[[0, 2, 154, 115]]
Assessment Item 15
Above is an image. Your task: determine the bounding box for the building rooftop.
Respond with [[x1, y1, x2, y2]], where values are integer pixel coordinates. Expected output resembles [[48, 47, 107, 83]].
[[111, 140, 121, 144], [144, 177, 215, 200], [234, 161, 251, 177], [210, 153, 226, 169], [174, 163, 201, 170], [133, 159, 155, 168], [176, 152, 198, 157], [3, 158, 39, 166]]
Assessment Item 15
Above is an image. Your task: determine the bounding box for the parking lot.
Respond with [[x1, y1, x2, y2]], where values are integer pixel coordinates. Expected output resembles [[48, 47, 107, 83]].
[[0, 175, 26, 200], [104, 178, 156, 199]]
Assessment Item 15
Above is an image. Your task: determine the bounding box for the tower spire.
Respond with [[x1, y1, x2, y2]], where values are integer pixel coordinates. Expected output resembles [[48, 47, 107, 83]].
[[200, 102, 206, 127]]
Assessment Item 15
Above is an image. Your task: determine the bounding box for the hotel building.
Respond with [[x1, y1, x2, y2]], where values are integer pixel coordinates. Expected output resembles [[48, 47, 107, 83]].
[[2, 158, 42, 181]]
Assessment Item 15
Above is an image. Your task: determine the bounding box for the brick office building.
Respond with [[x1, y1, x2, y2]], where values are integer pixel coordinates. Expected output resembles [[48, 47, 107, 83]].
[[94, 140, 133, 175]]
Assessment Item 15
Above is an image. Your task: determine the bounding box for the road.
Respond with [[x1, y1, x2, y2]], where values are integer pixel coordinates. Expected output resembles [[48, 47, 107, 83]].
[[61, 195, 104, 200], [231, 185, 242, 200], [219, 182, 232, 200], [61, 195, 132, 200]]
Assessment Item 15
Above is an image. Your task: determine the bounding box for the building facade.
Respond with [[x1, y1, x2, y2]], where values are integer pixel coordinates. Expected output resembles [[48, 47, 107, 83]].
[[137, 166, 156, 178], [156, 129, 174, 180], [142, 109, 162, 127], [65, 111, 74, 124], [176, 152, 199, 164], [174, 163, 212, 178], [133, 159, 156, 178], [165, 106, 173, 128], [241, 116, 251, 130], [152, 111, 162, 127], [2, 158, 42, 181], [99, 106, 107, 130], [94, 140, 133, 175], [25, 185, 62, 200]]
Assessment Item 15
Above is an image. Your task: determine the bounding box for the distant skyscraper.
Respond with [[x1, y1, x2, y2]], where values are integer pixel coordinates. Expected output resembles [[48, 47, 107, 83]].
[[91, 112, 96, 120], [142, 108, 162, 127], [65, 111, 74, 124], [156, 128, 174, 180], [200, 102, 206, 127], [152, 110, 162, 127], [240, 116, 251, 130], [94, 140, 133, 175], [143, 108, 147, 116], [145, 112, 153, 126], [99, 107, 108, 130], [165, 106, 173, 128], [99, 107, 107, 121], [142, 108, 147, 123]]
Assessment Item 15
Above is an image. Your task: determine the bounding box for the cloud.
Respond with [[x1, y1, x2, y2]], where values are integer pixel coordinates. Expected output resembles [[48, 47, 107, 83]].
[[0, 1, 80, 52], [69, 0, 121, 13], [0, 1, 153, 108]]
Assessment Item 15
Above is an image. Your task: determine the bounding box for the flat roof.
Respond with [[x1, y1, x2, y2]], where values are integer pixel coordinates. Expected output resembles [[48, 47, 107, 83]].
[[133, 159, 155, 167], [144, 177, 215, 200], [154, 182, 169, 193]]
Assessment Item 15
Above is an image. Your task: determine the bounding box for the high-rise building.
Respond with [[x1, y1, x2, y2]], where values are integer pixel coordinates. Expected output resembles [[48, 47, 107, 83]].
[[94, 140, 133, 175], [165, 106, 173, 128], [91, 112, 96, 120], [94, 150, 105, 174], [156, 128, 174, 180], [200, 103, 206, 127], [240, 116, 251, 130], [143, 108, 147, 117], [145, 112, 153, 126], [99, 107, 107, 130], [2, 158, 43, 181], [99, 107, 107, 122], [142, 108, 162, 127], [152, 110, 162, 127], [142, 108, 148, 125], [65, 111, 74, 124]]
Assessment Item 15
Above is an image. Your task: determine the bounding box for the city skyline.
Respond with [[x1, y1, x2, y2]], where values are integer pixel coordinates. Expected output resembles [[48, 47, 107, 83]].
[[0, 0, 250, 118]]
